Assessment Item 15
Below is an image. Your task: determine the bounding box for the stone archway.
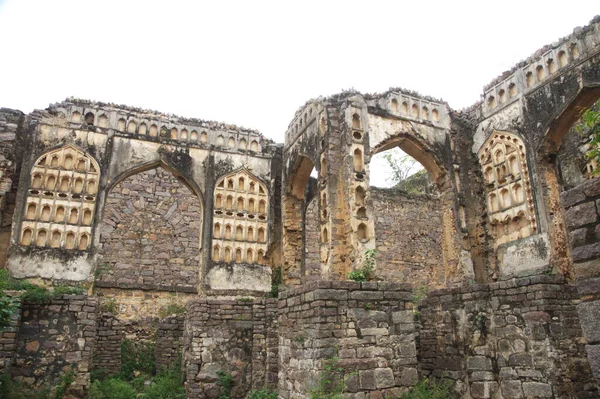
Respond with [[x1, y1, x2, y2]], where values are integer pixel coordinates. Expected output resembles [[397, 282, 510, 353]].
[[96, 165, 202, 292]]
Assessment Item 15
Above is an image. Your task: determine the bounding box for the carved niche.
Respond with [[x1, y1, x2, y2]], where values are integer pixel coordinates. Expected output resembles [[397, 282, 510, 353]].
[[20, 145, 99, 250], [212, 169, 268, 264], [478, 132, 536, 246]]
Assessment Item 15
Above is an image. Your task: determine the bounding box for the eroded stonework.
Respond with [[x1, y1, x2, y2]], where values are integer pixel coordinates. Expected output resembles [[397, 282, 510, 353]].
[[0, 15, 600, 399]]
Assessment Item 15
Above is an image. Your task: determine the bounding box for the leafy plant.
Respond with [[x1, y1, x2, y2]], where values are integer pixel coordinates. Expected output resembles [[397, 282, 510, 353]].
[[158, 302, 185, 318], [52, 369, 75, 399], [143, 369, 186, 399], [216, 370, 234, 399], [401, 378, 456, 399], [99, 298, 118, 314], [53, 284, 85, 296], [269, 267, 282, 298], [576, 100, 600, 173], [88, 378, 137, 399], [0, 294, 19, 329], [309, 357, 345, 399], [347, 249, 377, 282], [120, 339, 156, 380], [247, 388, 278, 399]]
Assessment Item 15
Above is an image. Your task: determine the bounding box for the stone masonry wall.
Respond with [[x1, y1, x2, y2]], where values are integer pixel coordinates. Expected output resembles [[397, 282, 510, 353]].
[[304, 197, 320, 281], [94, 313, 124, 375], [183, 298, 278, 399], [12, 295, 97, 397], [278, 281, 418, 399], [156, 314, 184, 372], [419, 276, 597, 398], [371, 188, 442, 287], [0, 294, 21, 377], [97, 167, 202, 292], [560, 176, 600, 386]]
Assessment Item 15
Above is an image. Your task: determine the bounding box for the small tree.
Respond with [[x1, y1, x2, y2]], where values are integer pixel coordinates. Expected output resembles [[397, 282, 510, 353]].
[[576, 100, 600, 173]]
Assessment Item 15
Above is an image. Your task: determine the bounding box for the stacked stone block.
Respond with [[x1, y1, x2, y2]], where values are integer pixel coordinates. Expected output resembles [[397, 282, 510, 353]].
[[183, 298, 278, 399], [12, 295, 97, 396], [419, 276, 597, 398], [94, 313, 124, 375], [156, 314, 184, 372], [278, 281, 418, 399], [561, 177, 600, 386], [0, 294, 21, 376]]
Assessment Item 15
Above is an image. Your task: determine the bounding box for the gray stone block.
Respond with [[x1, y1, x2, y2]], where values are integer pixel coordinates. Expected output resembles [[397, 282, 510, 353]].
[[522, 382, 552, 397]]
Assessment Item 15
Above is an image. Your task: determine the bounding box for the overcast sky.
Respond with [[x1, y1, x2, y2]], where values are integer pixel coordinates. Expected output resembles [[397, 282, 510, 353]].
[[0, 1, 597, 185]]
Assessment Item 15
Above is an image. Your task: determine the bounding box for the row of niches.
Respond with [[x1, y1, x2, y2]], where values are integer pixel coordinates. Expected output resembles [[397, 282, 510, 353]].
[[487, 182, 529, 214], [24, 201, 94, 225], [490, 210, 534, 246], [68, 111, 262, 151], [30, 172, 98, 195], [36, 151, 98, 173], [216, 175, 267, 195], [20, 224, 91, 250], [387, 99, 441, 122], [214, 195, 267, 214], [486, 43, 582, 111], [211, 243, 267, 264], [213, 222, 267, 243]]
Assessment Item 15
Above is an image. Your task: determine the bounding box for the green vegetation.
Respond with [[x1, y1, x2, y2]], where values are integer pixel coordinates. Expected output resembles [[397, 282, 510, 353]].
[[89, 378, 137, 399], [120, 339, 156, 379], [401, 378, 455, 399], [0, 369, 74, 399], [247, 388, 278, 399], [576, 100, 600, 173], [99, 297, 118, 314], [347, 249, 376, 282], [269, 267, 282, 298], [158, 302, 186, 318], [309, 357, 345, 399], [216, 370, 234, 399]]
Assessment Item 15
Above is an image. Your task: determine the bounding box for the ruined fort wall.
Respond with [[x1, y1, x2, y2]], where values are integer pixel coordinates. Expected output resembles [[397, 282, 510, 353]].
[[419, 276, 597, 398], [371, 188, 442, 287]]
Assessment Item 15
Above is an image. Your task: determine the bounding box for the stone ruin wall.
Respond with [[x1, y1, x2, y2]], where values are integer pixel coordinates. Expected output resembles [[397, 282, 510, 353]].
[[0, 16, 599, 399]]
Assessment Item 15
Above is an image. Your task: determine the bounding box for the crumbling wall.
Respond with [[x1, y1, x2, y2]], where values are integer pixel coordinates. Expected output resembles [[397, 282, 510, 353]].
[[12, 295, 97, 396], [94, 312, 124, 375], [419, 276, 597, 398], [156, 314, 184, 372], [371, 188, 442, 287], [183, 298, 278, 399], [560, 176, 600, 385], [0, 294, 21, 377], [278, 281, 418, 399], [304, 197, 321, 281], [97, 167, 201, 292]]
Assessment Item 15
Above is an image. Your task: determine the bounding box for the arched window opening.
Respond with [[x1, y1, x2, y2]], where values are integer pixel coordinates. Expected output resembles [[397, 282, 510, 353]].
[[258, 228, 266, 243], [139, 122, 148, 135], [526, 72, 534, 88], [32, 174, 43, 189], [246, 248, 253, 263], [513, 184, 524, 203], [226, 195, 233, 210], [498, 90, 506, 104], [87, 180, 97, 195], [51, 155, 59, 167], [213, 245, 221, 261], [180, 129, 188, 140], [235, 225, 243, 240], [69, 208, 79, 224], [259, 200, 266, 213], [570, 44, 580, 59], [228, 137, 236, 148], [127, 121, 137, 133], [547, 59, 557, 75], [357, 223, 368, 241], [248, 198, 255, 212], [508, 83, 517, 98], [73, 178, 84, 193], [215, 194, 223, 208], [422, 106, 429, 120], [258, 250, 265, 265], [250, 140, 259, 152], [235, 248, 242, 262], [198, 131, 205, 143], [247, 227, 254, 241], [98, 115, 109, 128], [485, 167, 494, 184], [322, 227, 329, 242], [214, 223, 221, 238], [320, 156, 327, 177], [238, 177, 245, 190], [239, 139, 247, 150], [319, 116, 327, 135], [50, 231, 61, 248], [41, 205, 51, 221], [63, 154, 74, 170], [489, 193, 498, 212], [352, 113, 361, 129], [54, 206, 65, 222], [225, 225, 232, 239], [83, 209, 93, 225], [227, 179, 234, 189], [401, 102, 409, 114], [79, 234, 89, 250], [149, 124, 158, 137], [411, 104, 419, 118], [357, 207, 367, 218], [71, 111, 82, 122], [36, 229, 47, 246], [224, 247, 232, 262], [558, 51, 568, 67], [26, 203, 37, 219], [353, 148, 363, 172], [432, 109, 439, 122], [487, 96, 496, 109], [536, 65, 545, 81], [237, 197, 244, 211], [21, 228, 33, 245], [46, 175, 56, 190], [500, 188, 510, 208], [85, 112, 94, 125], [249, 182, 256, 193]]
